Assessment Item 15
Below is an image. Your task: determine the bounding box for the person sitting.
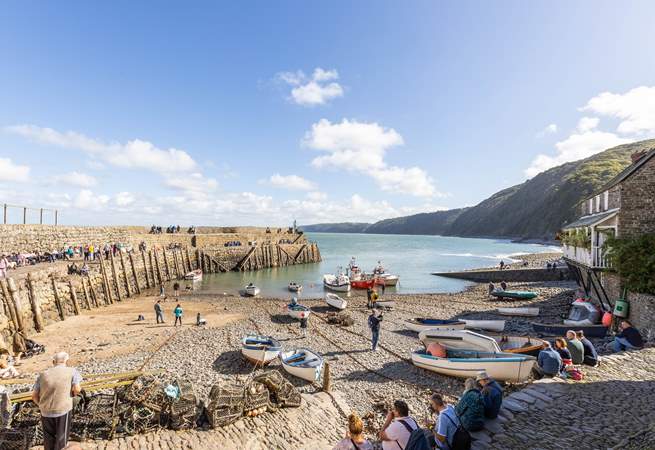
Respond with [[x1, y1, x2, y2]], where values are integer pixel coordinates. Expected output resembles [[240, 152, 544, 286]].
[[196, 313, 207, 326], [429, 393, 460, 450], [332, 413, 374, 450], [565, 330, 584, 365], [534, 342, 562, 378], [500, 281, 507, 291], [577, 330, 599, 366], [379, 400, 419, 450], [455, 378, 485, 432], [80, 263, 89, 276], [613, 320, 644, 352], [554, 338, 572, 371], [488, 282, 495, 296], [477, 371, 503, 419], [0, 357, 19, 378]]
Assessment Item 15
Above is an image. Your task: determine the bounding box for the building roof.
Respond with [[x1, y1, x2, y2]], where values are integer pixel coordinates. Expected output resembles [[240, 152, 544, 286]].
[[562, 209, 619, 230], [597, 147, 655, 194]]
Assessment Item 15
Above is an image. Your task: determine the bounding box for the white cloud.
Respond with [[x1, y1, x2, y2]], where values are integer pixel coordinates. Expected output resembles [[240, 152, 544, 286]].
[[165, 173, 218, 193], [48, 171, 97, 188], [303, 118, 440, 197], [576, 116, 599, 133], [582, 86, 655, 135], [277, 67, 344, 106], [114, 191, 135, 207], [264, 174, 316, 191], [73, 189, 110, 210], [4, 125, 197, 174], [536, 123, 558, 138], [0, 157, 30, 182], [306, 191, 327, 201]]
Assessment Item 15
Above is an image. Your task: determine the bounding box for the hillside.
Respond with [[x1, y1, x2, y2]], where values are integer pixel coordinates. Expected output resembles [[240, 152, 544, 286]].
[[302, 139, 655, 240]]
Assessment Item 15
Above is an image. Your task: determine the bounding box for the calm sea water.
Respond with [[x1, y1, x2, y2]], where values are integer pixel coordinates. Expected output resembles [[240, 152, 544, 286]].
[[195, 233, 560, 299]]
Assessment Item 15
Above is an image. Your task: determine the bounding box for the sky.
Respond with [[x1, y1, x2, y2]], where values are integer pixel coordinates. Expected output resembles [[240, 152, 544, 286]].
[[1, 1, 654, 226]]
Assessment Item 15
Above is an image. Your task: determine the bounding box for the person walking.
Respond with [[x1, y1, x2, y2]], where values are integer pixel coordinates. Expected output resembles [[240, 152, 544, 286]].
[[32, 352, 82, 450], [173, 282, 180, 298], [173, 304, 183, 327], [300, 315, 308, 337], [154, 300, 164, 324], [368, 309, 383, 351]]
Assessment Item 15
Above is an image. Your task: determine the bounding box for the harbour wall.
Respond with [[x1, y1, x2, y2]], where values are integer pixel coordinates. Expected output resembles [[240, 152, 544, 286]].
[[432, 268, 572, 283]]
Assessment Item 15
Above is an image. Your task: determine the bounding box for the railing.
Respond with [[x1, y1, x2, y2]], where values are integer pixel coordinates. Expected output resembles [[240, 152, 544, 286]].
[[563, 244, 611, 269], [2, 203, 59, 225]]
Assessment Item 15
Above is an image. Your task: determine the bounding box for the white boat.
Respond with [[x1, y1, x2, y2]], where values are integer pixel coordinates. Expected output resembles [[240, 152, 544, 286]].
[[241, 334, 281, 365], [184, 269, 202, 281], [323, 272, 351, 292], [280, 348, 324, 382], [287, 303, 311, 319], [288, 282, 303, 292], [373, 261, 399, 286], [405, 318, 466, 333], [411, 347, 535, 382], [418, 329, 547, 356], [496, 307, 540, 317], [325, 293, 347, 310], [244, 284, 260, 297], [462, 319, 506, 332]]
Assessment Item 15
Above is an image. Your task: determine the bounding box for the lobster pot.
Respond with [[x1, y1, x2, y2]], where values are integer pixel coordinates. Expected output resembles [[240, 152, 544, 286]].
[[71, 393, 118, 441], [5, 403, 43, 448], [244, 381, 270, 414], [207, 380, 246, 428], [253, 370, 302, 408], [122, 405, 160, 436], [169, 380, 198, 430], [123, 376, 169, 413]]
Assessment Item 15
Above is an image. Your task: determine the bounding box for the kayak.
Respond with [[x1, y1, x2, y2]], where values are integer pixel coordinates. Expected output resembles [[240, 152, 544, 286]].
[[490, 290, 538, 300]]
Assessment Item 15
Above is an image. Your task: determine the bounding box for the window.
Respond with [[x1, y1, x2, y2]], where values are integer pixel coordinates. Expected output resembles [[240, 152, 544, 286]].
[[595, 195, 601, 212], [604, 191, 609, 210], [589, 199, 593, 214]]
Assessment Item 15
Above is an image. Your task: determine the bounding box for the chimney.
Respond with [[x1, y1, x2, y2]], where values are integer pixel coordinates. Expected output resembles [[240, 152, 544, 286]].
[[631, 150, 647, 164]]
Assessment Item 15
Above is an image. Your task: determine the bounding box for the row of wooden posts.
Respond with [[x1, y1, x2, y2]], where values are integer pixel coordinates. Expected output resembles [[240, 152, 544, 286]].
[[236, 242, 322, 272]]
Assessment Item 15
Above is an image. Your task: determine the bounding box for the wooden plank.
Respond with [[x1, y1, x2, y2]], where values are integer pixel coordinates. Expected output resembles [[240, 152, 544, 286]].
[[153, 250, 164, 285], [81, 276, 93, 309], [87, 276, 100, 307], [109, 253, 123, 301], [6, 278, 25, 331], [141, 250, 151, 289], [27, 274, 45, 331], [1, 278, 18, 332], [129, 252, 142, 294], [172, 249, 181, 279], [68, 279, 81, 315], [119, 253, 132, 297], [98, 256, 114, 304], [162, 249, 172, 281], [50, 276, 65, 321]]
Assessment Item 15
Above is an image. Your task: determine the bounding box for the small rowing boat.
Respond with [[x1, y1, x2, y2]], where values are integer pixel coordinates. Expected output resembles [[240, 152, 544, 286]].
[[490, 290, 538, 300], [418, 329, 548, 357], [184, 269, 202, 282], [325, 293, 347, 310], [244, 283, 260, 297], [532, 322, 607, 338], [323, 272, 351, 292], [496, 307, 540, 317], [287, 304, 311, 319], [462, 319, 506, 332], [288, 282, 303, 292], [405, 318, 466, 333], [241, 334, 281, 365], [280, 348, 324, 382]]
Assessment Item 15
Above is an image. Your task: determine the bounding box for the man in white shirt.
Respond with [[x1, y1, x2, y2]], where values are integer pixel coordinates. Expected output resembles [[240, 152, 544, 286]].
[[379, 400, 418, 450]]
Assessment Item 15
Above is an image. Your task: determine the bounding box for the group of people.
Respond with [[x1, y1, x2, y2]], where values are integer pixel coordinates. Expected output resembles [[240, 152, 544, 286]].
[[149, 225, 185, 234]]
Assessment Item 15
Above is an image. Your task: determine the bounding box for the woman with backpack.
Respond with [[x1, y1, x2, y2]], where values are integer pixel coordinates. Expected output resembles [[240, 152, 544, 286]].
[[455, 379, 485, 432], [332, 413, 373, 450]]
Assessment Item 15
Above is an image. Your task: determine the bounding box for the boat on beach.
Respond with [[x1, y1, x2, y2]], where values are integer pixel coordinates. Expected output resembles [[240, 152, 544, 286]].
[[280, 348, 324, 382], [532, 322, 608, 338], [184, 269, 202, 281], [241, 334, 281, 365], [405, 318, 466, 333], [244, 283, 260, 296], [325, 293, 347, 310], [288, 282, 303, 292], [323, 271, 351, 292], [287, 303, 311, 319], [418, 329, 547, 357], [350, 277, 384, 290], [497, 307, 540, 317], [373, 261, 400, 286], [490, 290, 538, 300], [462, 319, 506, 332]]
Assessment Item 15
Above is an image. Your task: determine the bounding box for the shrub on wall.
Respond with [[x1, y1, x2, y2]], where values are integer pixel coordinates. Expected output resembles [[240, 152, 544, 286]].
[[605, 233, 655, 295]]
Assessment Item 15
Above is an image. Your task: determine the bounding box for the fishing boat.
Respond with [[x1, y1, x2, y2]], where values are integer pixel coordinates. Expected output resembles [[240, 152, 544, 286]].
[[532, 322, 608, 338], [244, 283, 260, 297], [325, 293, 347, 310], [490, 290, 538, 300], [418, 329, 547, 357], [280, 348, 324, 382], [411, 347, 535, 382], [288, 282, 303, 292], [184, 269, 202, 282], [347, 257, 362, 280], [323, 271, 351, 292], [241, 334, 281, 365], [373, 261, 400, 286], [462, 319, 506, 332], [496, 307, 540, 317], [350, 277, 384, 290], [405, 318, 466, 333], [287, 303, 311, 319]]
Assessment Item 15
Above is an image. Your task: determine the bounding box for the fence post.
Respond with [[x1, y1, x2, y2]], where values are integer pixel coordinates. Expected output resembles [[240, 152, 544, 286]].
[[23, 207, 27, 224], [55, 210, 58, 225], [3, 204, 6, 224], [39, 208, 43, 224]]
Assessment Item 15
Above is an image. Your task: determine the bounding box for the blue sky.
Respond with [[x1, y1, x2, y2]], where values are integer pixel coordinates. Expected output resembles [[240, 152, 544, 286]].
[[1, 1, 654, 226]]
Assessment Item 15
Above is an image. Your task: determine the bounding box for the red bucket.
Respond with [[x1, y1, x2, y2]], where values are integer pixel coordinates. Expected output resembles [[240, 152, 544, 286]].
[[601, 311, 613, 327]]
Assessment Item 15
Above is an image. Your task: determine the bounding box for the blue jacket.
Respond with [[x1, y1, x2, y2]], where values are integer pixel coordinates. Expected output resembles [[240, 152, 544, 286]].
[[481, 379, 503, 419], [538, 347, 562, 375]]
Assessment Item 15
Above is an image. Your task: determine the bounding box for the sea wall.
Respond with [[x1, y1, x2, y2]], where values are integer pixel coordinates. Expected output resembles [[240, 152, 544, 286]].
[[432, 268, 572, 283], [602, 271, 655, 340]]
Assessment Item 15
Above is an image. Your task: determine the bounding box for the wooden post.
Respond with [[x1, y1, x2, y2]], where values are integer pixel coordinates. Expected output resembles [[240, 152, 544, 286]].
[[162, 249, 172, 281], [119, 253, 132, 298], [1, 279, 18, 332], [172, 249, 181, 279], [148, 251, 157, 286], [39, 208, 43, 224], [153, 250, 164, 285], [195, 249, 200, 270], [87, 277, 100, 308], [185, 247, 192, 272], [81, 277, 93, 309], [129, 252, 141, 294], [55, 209, 58, 225], [141, 251, 151, 289], [23, 207, 26, 224], [50, 276, 65, 321], [3, 203, 6, 224], [26, 274, 45, 332], [68, 279, 81, 315], [98, 256, 113, 305], [322, 361, 331, 392], [6, 278, 25, 332], [109, 253, 123, 301]]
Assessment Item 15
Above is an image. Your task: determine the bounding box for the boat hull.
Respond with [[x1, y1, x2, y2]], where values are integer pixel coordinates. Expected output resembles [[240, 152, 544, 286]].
[[241, 335, 281, 365], [405, 319, 466, 333], [462, 320, 506, 332], [325, 293, 347, 310], [491, 290, 538, 300], [373, 300, 395, 309], [280, 349, 323, 382], [497, 307, 540, 317], [185, 270, 202, 281], [287, 305, 311, 319], [323, 281, 351, 292], [532, 322, 608, 338], [244, 287, 260, 296], [288, 284, 302, 292]]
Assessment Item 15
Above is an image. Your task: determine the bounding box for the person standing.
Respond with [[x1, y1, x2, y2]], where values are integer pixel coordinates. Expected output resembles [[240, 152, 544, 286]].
[[300, 315, 308, 337], [159, 285, 165, 298], [0, 254, 9, 279], [366, 287, 373, 308], [154, 300, 164, 324], [173, 304, 183, 327], [173, 282, 180, 298], [32, 352, 82, 450], [368, 309, 383, 351]]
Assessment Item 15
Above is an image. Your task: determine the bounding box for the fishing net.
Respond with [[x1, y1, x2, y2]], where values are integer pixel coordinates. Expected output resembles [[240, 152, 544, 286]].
[[253, 370, 302, 408], [206, 379, 246, 428], [121, 405, 160, 436], [123, 375, 169, 413], [70, 393, 118, 441], [169, 380, 197, 430], [0, 429, 35, 450], [6, 402, 42, 448]]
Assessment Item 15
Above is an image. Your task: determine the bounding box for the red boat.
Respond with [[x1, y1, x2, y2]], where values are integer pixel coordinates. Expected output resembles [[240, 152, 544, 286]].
[[350, 277, 385, 289]]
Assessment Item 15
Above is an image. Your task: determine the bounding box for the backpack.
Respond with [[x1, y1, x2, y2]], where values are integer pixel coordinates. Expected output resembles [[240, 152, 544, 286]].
[[442, 412, 472, 450], [397, 418, 431, 450]]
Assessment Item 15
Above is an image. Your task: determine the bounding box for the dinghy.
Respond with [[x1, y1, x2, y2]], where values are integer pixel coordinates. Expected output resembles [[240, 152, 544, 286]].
[[241, 334, 281, 365], [491, 334, 548, 357], [325, 293, 347, 310], [405, 318, 466, 333], [411, 347, 535, 382], [462, 319, 506, 332], [323, 272, 351, 292], [287, 304, 311, 319], [288, 282, 303, 292], [497, 307, 540, 317], [490, 290, 538, 300], [532, 322, 607, 338], [244, 283, 260, 297], [418, 329, 547, 357], [280, 348, 324, 382], [184, 269, 202, 282]]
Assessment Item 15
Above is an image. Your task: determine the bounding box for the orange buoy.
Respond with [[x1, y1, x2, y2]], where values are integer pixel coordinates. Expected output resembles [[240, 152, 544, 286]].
[[427, 342, 447, 358], [601, 311, 613, 327]]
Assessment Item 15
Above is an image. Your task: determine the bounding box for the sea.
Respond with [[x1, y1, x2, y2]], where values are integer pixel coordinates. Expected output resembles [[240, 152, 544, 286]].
[[194, 233, 561, 299]]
